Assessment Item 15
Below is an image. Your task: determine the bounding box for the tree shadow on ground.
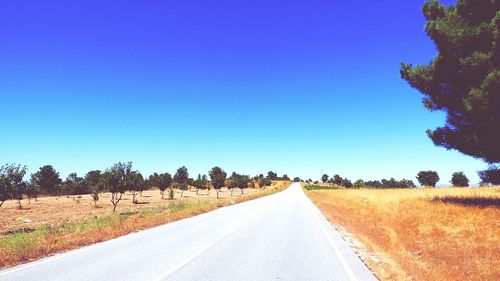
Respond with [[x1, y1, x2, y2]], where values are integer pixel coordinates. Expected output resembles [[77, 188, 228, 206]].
[[432, 196, 500, 208]]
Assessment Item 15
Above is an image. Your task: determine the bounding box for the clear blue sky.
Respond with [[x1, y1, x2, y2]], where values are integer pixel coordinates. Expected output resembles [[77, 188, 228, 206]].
[[0, 0, 485, 184]]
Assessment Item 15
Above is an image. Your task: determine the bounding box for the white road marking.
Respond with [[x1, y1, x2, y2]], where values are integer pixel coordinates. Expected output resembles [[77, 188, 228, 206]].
[[151, 204, 272, 281], [304, 191, 359, 281]]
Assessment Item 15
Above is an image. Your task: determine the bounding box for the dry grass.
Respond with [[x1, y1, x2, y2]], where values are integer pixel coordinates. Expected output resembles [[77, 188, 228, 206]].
[[0, 181, 289, 268], [305, 187, 500, 281]]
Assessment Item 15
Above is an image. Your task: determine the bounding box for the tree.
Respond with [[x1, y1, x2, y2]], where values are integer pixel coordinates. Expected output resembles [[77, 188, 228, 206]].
[[62, 173, 86, 195], [103, 162, 132, 213], [365, 180, 383, 188], [11, 181, 25, 209], [227, 179, 238, 196], [321, 174, 329, 183], [83, 170, 103, 207], [193, 174, 206, 195], [281, 174, 290, 181], [259, 177, 272, 188], [31, 165, 62, 195], [231, 173, 250, 195], [267, 171, 278, 181], [84, 170, 103, 192], [400, 179, 417, 188], [0, 165, 14, 208], [401, 0, 500, 179], [479, 166, 500, 185], [381, 178, 399, 188], [174, 166, 189, 197], [25, 179, 40, 203], [293, 177, 301, 182], [127, 171, 145, 204], [451, 172, 469, 187], [416, 171, 440, 187], [147, 172, 172, 199], [152, 173, 173, 199], [353, 179, 365, 188], [201, 175, 210, 194], [341, 178, 353, 188], [90, 186, 100, 207], [333, 174, 342, 185], [0, 164, 27, 209], [209, 166, 227, 199]]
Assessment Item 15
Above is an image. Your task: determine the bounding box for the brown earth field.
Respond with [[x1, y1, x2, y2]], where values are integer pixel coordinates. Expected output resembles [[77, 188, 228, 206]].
[[0, 181, 290, 268], [305, 186, 500, 281]]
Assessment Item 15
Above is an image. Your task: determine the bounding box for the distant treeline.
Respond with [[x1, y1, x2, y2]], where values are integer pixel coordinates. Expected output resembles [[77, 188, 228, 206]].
[[313, 171, 476, 189]]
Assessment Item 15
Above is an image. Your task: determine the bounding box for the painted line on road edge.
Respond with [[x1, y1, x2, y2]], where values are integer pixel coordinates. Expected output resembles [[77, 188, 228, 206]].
[[314, 213, 358, 281], [150, 200, 278, 281], [302, 189, 359, 281]]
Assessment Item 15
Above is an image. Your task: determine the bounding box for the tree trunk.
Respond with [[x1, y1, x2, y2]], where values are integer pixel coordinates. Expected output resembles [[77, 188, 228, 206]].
[[28, 197, 31, 204], [216, 190, 220, 199], [18, 200, 22, 209], [181, 190, 184, 197], [241, 188, 244, 195], [0, 200, 4, 207], [111, 192, 122, 213]]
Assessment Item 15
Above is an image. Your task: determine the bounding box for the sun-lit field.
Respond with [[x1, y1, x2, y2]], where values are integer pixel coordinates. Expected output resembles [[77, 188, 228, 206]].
[[305, 187, 500, 281], [0, 181, 290, 268]]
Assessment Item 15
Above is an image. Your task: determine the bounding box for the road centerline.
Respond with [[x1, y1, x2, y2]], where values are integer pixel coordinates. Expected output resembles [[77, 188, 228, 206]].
[[151, 199, 276, 281]]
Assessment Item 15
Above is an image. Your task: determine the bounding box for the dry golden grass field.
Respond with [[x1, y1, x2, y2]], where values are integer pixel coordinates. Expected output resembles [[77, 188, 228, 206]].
[[0, 181, 290, 268], [305, 186, 500, 281]]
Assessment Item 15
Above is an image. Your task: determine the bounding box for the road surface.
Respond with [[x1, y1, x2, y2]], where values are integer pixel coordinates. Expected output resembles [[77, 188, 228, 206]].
[[0, 183, 377, 281]]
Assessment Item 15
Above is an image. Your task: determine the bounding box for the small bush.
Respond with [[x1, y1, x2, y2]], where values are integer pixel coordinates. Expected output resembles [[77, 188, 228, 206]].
[[304, 184, 340, 190]]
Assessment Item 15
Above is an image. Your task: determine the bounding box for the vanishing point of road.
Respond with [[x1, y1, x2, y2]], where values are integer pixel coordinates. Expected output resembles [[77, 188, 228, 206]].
[[0, 183, 377, 281]]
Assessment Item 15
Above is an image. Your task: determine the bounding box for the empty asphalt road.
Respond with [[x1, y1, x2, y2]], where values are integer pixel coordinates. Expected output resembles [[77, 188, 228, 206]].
[[0, 183, 377, 281]]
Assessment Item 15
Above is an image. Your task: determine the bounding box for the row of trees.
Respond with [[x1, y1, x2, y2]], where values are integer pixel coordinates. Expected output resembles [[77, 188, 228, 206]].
[[0, 163, 280, 212], [253, 171, 289, 181], [416, 171, 472, 187], [319, 170, 472, 188], [354, 178, 416, 189], [319, 174, 414, 189]]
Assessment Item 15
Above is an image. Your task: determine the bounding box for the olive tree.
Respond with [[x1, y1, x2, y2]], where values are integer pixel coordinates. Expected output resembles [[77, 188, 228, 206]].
[[259, 177, 272, 188], [0, 164, 27, 209], [127, 171, 145, 204], [209, 166, 227, 199], [103, 162, 132, 213], [321, 174, 329, 183], [25, 179, 40, 203], [174, 166, 189, 197]]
